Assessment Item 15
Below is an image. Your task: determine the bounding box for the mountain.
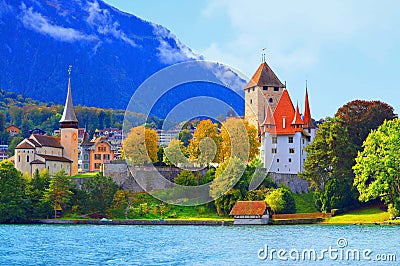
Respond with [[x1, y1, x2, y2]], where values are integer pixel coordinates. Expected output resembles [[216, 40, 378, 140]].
[[0, 0, 245, 118]]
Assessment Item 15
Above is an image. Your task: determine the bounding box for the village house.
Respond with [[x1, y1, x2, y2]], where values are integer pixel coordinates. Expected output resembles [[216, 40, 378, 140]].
[[80, 133, 116, 172], [230, 201, 270, 225], [5, 125, 20, 136]]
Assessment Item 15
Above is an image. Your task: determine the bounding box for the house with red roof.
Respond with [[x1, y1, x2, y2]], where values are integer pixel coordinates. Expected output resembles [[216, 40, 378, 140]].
[[229, 201, 270, 225], [245, 60, 316, 175]]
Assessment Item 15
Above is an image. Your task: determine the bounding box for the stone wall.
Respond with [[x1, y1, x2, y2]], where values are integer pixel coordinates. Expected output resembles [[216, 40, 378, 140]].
[[268, 172, 310, 193], [103, 162, 208, 192]]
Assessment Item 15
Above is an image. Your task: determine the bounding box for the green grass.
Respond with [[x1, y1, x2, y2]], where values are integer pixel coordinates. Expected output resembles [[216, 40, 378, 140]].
[[292, 192, 319, 213], [71, 172, 98, 178], [110, 192, 228, 220], [324, 206, 389, 224]]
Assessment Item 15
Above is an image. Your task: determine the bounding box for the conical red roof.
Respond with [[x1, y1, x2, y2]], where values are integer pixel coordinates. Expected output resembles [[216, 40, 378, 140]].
[[273, 90, 296, 135], [292, 104, 304, 132]]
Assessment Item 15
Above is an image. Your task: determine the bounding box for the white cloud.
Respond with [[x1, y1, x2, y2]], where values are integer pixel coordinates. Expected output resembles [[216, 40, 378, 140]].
[[152, 24, 201, 64], [19, 2, 97, 42], [86, 0, 137, 47], [200, 0, 400, 76]]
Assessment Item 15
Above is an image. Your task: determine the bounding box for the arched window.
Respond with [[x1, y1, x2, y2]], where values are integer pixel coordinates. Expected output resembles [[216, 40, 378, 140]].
[[84, 154, 89, 160], [27, 155, 30, 162], [269, 98, 273, 103]]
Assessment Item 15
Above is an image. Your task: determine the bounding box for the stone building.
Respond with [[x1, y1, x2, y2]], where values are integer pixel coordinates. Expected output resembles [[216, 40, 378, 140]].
[[14, 70, 79, 176]]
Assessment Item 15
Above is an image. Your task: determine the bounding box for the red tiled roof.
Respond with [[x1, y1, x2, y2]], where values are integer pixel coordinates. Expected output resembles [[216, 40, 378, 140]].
[[303, 88, 315, 129], [245, 62, 285, 89], [230, 201, 267, 216], [273, 90, 296, 135], [30, 134, 62, 148]]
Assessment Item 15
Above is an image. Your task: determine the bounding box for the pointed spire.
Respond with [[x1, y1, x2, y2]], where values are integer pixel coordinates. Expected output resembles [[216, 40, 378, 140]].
[[262, 105, 275, 133], [303, 86, 315, 129], [292, 104, 304, 131], [60, 65, 78, 128]]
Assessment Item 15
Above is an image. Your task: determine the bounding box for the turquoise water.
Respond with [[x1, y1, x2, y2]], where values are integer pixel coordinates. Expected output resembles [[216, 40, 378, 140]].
[[0, 224, 399, 265]]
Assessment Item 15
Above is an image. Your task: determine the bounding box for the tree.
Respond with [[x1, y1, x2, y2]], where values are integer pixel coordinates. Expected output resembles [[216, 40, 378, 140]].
[[28, 169, 52, 219], [0, 161, 29, 223], [265, 187, 296, 214], [220, 118, 260, 163], [336, 100, 397, 149], [214, 189, 242, 215], [123, 126, 159, 165], [174, 170, 197, 186], [353, 119, 400, 216], [187, 120, 222, 163], [163, 139, 189, 166], [178, 129, 192, 147], [44, 170, 73, 218], [8, 136, 24, 156], [300, 117, 358, 212], [209, 157, 246, 200], [82, 173, 118, 214]]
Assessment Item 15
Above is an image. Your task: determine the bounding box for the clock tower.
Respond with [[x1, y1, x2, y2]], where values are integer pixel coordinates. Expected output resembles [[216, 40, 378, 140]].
[[60, 66, 79, 176]]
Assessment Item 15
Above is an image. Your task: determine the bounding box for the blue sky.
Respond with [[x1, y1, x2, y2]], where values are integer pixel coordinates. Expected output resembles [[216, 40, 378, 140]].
[[103, 0, 400, 119]]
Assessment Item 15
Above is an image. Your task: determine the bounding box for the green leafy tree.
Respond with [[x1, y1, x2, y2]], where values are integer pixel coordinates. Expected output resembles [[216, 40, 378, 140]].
[[178, 129, 192, 147], [174, 170, 197, 186], [300, 117, 358, 212], [163, 139, 189, 166], [214, 189, 242, 216], [28, 169, 52, 218], [44, 170, 73, 218], [82, 173, 118, 214], [265, 187, 296, 214], [353, 119, 400, 216], [209, 157, 246, 200], [8, 136, 24, 156], [0, 161, 29, 223]]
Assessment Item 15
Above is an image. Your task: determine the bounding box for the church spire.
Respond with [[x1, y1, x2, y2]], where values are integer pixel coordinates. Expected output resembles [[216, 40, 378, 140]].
[[60, 65, 78, 128], [303, 86, 315, 129]]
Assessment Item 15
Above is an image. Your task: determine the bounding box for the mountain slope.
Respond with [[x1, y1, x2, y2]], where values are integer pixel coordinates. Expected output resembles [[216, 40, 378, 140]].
[[1, 0, 246, 115]]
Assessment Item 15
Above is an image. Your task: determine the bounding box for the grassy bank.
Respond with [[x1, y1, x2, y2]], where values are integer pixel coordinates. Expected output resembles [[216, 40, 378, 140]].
[[322, 206, 389, 224]]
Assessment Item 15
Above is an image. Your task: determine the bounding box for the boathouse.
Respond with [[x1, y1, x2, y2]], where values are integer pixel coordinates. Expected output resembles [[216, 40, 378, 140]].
[[229, 201, 270, 225]]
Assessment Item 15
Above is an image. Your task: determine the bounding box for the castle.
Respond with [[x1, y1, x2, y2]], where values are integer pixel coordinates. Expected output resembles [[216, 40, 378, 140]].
[[14, 69, 79, 176], [244, 61, 316, 175]]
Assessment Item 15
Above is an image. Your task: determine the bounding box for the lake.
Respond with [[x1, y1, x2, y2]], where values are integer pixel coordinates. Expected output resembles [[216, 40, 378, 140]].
[[0, 224, 399, 265]]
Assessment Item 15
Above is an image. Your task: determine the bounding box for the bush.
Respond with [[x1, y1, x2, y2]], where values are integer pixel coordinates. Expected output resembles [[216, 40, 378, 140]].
[[174, 170, 197, 186], [265, 187, 296, 214]]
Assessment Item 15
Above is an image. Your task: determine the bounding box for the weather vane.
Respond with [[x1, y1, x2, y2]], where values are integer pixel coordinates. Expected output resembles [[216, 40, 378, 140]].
[[68, 65, 72, 77], [261, 48, 266, 63]]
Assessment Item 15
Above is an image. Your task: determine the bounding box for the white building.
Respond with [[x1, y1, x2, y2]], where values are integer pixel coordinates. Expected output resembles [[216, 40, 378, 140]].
[[260, 89, 316, 174]]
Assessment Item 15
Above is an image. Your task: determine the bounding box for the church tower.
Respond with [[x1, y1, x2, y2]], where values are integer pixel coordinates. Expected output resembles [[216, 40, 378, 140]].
[[244, 60, 285, 130], [60, 66, 79, 176]]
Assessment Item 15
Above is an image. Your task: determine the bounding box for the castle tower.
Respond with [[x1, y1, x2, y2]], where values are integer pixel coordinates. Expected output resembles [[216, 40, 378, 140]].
[[244, 61, 285, 130], [60, 66, 79, 176]]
